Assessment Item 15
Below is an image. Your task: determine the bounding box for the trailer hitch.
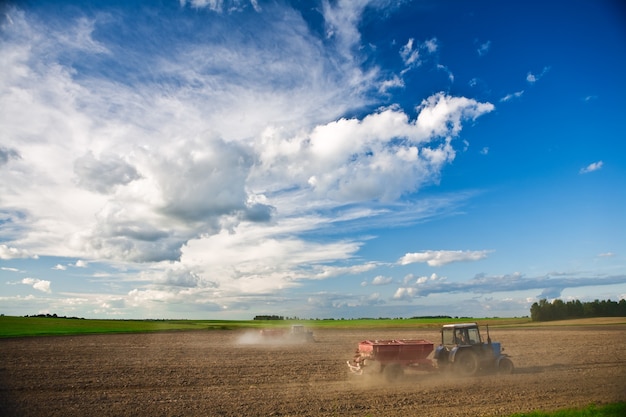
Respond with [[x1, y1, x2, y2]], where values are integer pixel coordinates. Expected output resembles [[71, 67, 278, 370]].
[[347, 361, 363, 375]]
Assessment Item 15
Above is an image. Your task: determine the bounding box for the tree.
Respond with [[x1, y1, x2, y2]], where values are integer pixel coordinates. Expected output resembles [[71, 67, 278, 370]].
[[530, 298, 626, 322]]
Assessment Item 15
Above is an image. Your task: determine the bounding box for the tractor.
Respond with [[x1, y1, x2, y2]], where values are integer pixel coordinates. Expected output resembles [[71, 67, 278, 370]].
[[433, 323, 513, 376], [259, 324, 315, 342]]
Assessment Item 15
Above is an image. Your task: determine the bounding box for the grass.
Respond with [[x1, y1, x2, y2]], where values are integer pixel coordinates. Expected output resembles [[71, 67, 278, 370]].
[[3, 315, 623, 338], [0, 316, 257, 337], [0, 315, 534, 338], [509, 402, 626, 417]]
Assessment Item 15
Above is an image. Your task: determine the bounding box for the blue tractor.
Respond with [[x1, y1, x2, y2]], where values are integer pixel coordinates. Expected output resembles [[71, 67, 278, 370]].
[[434, 322, 514, 376]]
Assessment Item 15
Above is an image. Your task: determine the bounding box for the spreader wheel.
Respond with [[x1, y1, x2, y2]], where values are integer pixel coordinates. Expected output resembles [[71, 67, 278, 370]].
[[454, 350, 479, 376], [497, 357, 514, 374], [383, 363, 404, 382], [362, 359, 382, 375]]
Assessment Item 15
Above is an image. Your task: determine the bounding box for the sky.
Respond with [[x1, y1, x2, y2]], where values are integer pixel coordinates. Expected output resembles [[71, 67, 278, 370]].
[[1, 0, 625, 320]]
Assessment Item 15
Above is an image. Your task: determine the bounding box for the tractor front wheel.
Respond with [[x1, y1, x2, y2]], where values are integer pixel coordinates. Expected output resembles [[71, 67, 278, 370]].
[[454, 350, 479, 376], [497, 357, 514, 374]]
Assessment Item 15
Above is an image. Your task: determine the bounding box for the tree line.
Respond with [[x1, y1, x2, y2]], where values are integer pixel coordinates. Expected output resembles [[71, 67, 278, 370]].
[[253, 315, 285, 320], [530, 298, 626, 322]]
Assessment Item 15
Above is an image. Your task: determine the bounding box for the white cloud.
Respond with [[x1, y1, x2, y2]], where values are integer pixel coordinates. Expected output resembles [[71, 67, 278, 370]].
[[500, 90, 524, 102], [477, 40, 491, 56], [321, 0, 392, 66], [0, 2, 497, 315], [424, 38, 438, 53], [415, 273, 442, 285], [399, 250, 491, 266], [437, 64, 454, 82], [371, 275, 393, 285], [1, 8, 494, 265], [74, 260, 88, 268], [526, 66, 550, 84], [399, 37, 439, 71], [52, 264, 67, 270], [175, 219, 370, 296], [579, 161, 603, 174], [252, 93, 493, 206], [1, 7, 359, 261], [393, 286, 416, 300], [400, 38, 420, 66], [0, 244, 37, 260], [21, 277, 51, 293], [379, 74, 404, 93]]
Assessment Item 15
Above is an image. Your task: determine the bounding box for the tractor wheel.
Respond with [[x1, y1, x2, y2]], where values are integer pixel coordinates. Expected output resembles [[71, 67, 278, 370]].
[[454, 350, 479, 376], [383, 363, 404, 382], [497, 357, 514, 374]]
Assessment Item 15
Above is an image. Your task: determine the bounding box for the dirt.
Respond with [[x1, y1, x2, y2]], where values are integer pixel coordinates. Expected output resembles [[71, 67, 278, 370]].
[[1, 325, 625, 416]]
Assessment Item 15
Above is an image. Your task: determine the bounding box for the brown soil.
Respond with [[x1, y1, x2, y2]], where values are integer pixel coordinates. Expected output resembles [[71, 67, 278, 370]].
[[1, 326, 625, 416]]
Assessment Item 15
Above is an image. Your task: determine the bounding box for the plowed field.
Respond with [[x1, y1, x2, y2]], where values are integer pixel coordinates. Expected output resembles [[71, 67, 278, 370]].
[[1, 325, 625, 416]]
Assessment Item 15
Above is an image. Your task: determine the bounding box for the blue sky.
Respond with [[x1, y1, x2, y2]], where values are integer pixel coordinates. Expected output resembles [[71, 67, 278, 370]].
[[1, 0, 625, 319]]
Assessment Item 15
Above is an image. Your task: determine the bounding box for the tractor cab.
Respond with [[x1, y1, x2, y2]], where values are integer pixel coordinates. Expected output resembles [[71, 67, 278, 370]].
[[442, 323, 483, 347]]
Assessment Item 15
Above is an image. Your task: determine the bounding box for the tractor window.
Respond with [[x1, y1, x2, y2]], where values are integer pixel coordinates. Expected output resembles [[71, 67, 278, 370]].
[[442, 328, 455, 345], [467, 328, 481, 344]]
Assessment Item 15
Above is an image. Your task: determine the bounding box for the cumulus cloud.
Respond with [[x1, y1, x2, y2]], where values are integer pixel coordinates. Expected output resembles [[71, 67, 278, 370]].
[[395, 273, 444, 299], [371, 275, 393, 285], [579, 161, 603, 174], [393, 286, 417, 301], [252, 93, 494, 205], [21, 277, 51, 293], [399, 250, 490, 266], [0, 244, 37, 260]]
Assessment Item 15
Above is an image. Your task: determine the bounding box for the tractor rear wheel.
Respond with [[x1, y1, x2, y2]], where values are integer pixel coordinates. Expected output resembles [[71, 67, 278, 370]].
[[383, 363, 404, 382], [454, 350, 479, 376]]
